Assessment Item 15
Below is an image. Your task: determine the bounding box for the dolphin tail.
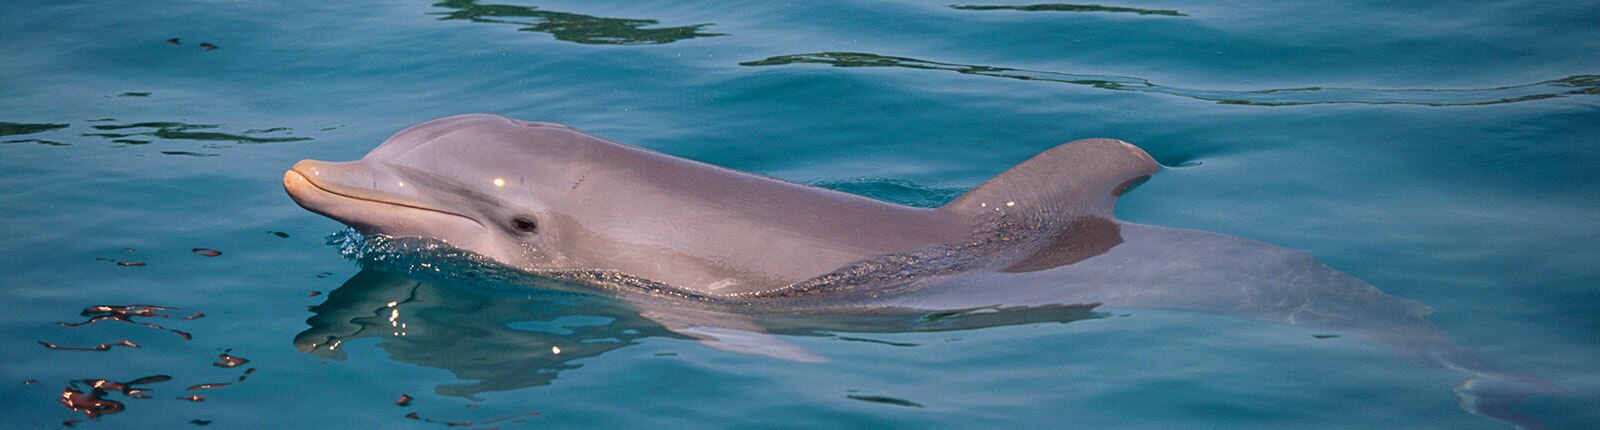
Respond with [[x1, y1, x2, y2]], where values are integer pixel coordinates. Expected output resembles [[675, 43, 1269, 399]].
[[1346, 321, 1563, 430], [1428, 349, 1566, 430]]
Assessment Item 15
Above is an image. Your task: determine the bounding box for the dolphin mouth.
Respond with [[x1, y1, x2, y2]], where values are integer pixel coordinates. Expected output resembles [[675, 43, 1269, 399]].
[[283, 167, 483, 231]]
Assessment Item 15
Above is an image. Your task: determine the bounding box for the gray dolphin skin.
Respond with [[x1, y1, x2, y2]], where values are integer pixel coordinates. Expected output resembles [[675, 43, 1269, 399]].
[[284, 114, 1554, 429]]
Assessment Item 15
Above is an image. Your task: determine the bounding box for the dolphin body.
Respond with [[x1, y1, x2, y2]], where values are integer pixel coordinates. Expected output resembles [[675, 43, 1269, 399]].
[[284, 114, 1552, 429]]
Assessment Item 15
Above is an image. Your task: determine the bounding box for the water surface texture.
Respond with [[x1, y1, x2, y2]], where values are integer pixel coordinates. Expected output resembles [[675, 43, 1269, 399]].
[[3, 1, 1598, 428]]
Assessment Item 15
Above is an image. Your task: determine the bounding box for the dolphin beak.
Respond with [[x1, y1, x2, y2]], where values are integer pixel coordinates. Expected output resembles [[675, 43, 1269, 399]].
[[283, 159, 484, 236]]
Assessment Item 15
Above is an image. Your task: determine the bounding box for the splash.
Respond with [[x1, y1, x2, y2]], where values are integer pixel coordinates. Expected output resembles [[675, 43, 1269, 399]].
[[741, 52, 1600, 107]]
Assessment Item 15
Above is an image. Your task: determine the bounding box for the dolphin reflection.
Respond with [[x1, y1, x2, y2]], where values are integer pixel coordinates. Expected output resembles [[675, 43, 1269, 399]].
[[296, 268, 1099, 398]]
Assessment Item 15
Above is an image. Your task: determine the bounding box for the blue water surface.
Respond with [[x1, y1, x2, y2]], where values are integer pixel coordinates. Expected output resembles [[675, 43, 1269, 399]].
[[2, 1, 1598, 428]]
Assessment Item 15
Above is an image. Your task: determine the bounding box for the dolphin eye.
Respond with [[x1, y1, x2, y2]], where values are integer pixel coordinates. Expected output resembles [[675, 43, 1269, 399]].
[[511, 217, 538, 234]]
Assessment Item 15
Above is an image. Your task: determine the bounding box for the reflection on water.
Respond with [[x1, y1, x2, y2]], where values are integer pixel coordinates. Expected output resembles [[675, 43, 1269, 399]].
[[299, 268, 1100, 398], [949, 3, 1187, 16], [742, 52, 1600, 106], [430, 0, 724, 45]]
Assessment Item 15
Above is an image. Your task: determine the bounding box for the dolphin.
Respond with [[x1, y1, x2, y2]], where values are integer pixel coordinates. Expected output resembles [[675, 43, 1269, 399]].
[[284, 114, 1555, 429]]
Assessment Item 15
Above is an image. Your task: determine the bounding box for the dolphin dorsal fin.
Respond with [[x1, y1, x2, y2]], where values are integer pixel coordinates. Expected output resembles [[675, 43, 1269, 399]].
[[942, 139, 1159, 222]]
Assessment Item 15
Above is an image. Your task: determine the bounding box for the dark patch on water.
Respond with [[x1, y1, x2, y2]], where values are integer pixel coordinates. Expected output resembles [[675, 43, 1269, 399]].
[[1313, 334, 1341, 339], [430, 0, 725, 45], [846, 394, 925, 408], [117, 92, 150, 97], [742, 52, 1600, 106], [162, 151, 220, 157], [949, 3, 1186, 16], [835, 336, 919, 347], [0, 121, 68, 136], [2, 138, 70, 146], [199, 42, 217, 51], [191, 248, 222, 257], [165, 38, 180, 45], [270, 231, 290, 238], [112, 139, 151, 145], [84, 121, 311, 144]]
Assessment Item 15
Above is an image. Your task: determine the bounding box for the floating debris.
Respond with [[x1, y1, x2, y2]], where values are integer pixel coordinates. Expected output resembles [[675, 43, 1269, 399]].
[[212, 354, 249, 368], [116, 261, 146, 267], [23, 380, 39, 385], [39, 340, 140, 351], [179, 395, 206, 402], [182, 313, 206, 320], [396, 394, 413, 406], [191, 248, 222, 257]]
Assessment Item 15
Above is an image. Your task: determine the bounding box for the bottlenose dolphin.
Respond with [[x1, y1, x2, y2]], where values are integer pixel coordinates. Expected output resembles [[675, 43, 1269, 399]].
[[284, 114, 1554, 429]]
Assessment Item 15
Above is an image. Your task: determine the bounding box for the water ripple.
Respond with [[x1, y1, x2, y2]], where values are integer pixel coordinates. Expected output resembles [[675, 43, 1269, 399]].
[[431, 0, 724, 45], [742, 52, 1600, 107], [949, 3, 1186, 17]]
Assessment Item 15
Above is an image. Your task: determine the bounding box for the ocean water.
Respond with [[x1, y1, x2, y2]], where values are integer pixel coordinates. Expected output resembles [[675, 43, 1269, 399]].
[[3, 0, 1598, 428]]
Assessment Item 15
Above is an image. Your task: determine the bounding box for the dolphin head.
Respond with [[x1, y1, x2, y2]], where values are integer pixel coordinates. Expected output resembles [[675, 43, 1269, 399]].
[[284, 114, 592, 269]]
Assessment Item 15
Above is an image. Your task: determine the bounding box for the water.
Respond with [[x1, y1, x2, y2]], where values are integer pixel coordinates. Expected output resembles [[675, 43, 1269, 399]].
[[3, 0, 1597, 428]]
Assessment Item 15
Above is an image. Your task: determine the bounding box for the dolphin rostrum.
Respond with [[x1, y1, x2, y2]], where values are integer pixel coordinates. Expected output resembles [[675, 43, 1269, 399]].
[[284, 114, 1555, 429]]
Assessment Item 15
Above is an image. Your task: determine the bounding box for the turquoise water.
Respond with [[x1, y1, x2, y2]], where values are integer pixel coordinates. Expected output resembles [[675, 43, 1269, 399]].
[[3, 0, 1598, 428]]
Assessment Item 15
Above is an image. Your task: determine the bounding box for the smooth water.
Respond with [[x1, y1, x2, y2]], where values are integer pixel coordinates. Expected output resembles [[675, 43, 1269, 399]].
[[3, 1, 1598, 428]]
